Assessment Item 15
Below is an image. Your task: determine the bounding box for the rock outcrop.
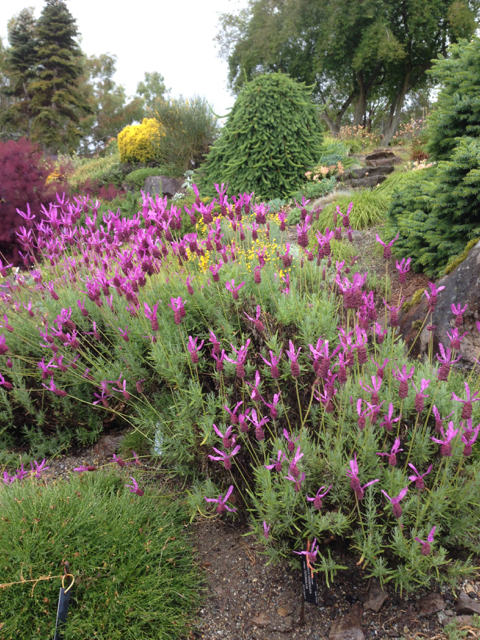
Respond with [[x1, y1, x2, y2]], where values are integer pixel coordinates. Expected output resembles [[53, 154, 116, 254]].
[[399, 239, 480, 369], [144, 176, 185, 198]]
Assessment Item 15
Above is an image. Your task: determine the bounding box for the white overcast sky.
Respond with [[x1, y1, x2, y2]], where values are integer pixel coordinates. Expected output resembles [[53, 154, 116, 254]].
[[0, 0, 247, 114]]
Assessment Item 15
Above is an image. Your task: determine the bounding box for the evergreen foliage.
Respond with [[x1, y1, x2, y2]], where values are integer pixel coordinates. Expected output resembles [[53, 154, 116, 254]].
[[29, 0, 91, 153], [0, 8, 37, 137], [197, 73, 324, 199], [386, 139, 480, 276], [427, 38, 480, 161]]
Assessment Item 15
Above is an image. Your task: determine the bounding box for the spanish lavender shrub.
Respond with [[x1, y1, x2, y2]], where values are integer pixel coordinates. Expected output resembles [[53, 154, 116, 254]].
[[0, 189, 479, 595]]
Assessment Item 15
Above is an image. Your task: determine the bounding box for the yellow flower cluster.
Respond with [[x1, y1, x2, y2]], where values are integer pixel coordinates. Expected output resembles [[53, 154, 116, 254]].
[[118, 118, 164, 164]]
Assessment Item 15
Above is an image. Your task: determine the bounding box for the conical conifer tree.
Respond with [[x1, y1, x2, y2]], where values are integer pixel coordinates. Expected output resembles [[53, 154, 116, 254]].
[[0, 8, 37, 137], [198, 72, 325, 199], [30, 0, 91, 153]]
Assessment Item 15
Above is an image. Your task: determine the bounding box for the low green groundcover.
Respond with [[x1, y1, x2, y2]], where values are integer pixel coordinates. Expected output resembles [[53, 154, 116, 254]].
[[0, 470, 202, 639]]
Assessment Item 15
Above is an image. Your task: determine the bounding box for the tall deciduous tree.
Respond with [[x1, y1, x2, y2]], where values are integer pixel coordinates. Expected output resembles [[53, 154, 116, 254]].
[[217, 0, 479, 143], [78, 53, 145, 156], [29, 0, 91, 153], [136, 71, 168, 113]]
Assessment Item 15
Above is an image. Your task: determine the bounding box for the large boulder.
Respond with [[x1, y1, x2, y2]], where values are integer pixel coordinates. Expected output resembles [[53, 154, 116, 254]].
[[144, 175, 185, 198], [399, 239, 480, 368]]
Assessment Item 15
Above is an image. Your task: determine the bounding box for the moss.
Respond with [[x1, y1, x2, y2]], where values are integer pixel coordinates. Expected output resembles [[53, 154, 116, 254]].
[[412, 319, 423, 331], [402, 287, 426, 312], [444, 237, 480, 275]]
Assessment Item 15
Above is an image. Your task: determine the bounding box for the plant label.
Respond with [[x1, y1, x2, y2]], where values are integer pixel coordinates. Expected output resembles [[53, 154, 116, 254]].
[[301, 554, 318, 605], [54, 587, 71, 640]]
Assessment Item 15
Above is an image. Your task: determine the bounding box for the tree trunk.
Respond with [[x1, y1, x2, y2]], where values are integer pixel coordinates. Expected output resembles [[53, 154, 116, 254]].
[[353, 73, 366, 127], [382, 72, 411, 146]]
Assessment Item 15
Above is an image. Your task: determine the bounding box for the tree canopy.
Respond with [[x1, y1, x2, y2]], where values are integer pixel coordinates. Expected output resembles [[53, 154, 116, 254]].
[[216, 0, 480, 143]]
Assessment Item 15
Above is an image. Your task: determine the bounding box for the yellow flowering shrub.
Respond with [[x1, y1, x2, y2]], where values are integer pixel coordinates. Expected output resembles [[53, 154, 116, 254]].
[[118, 118, 165, 164]]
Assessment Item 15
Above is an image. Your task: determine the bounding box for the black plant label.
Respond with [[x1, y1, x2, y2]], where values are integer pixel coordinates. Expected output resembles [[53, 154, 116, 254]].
[[301, 555, 318, 605], [54, 587, 71, 640]]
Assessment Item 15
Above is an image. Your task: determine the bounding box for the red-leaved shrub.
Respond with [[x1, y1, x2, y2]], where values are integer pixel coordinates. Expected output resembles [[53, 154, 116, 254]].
[[0, 138, 70, 265]]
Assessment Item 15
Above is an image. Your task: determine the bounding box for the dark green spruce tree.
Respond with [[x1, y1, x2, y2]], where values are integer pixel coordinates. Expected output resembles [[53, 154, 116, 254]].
[[29, 0, 91, 153], [0, 8, 37, 138], [198, 72, 325, 199]]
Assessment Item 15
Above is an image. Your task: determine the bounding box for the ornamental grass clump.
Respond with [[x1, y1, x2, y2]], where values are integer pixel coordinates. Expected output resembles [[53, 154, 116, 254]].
[[0, 186, 480, 595], [0, 468, 202, 639]]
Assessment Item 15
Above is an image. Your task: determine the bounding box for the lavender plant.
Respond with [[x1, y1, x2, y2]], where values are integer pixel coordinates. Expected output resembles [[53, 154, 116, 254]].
[[0, 184, 479, 595]]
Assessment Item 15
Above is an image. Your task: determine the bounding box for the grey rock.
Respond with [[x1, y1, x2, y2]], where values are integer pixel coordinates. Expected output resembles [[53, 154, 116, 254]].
[[251, 613, 270, 628], [416, 592, 445, 616], [364, 579, 389, 613], [457, 591, 480, 615], [455, 614, 473, 625], [437, 611, 449, 627], [329, 602, 365, 640], [144, 175, 185, 198], [343, 175, 387, 190], [93, 435, 122, 457], [399, 239, 480, 369], [271, 615, 294, 632], [365, 150, 402, 167], [445, 609, 454, 616]]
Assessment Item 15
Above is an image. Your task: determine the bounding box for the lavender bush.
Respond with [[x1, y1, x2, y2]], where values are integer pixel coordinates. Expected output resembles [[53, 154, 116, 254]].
[[0, 184, 479, 594]]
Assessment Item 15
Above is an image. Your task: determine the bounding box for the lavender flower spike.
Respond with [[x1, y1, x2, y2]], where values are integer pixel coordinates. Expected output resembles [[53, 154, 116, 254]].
[[431, 421, 459, 457], [376, 438, 403, 466], [415, 526, 436, 556], [125, 477, 144, 496], [408, 463, 433, 490], [205, 485, 237, 513], [381, 487, 408, 518], [306, 485, 332, 510]]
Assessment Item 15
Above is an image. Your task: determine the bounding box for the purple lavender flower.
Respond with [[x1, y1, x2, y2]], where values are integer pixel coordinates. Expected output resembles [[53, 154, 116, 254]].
[[395, 257, 411, 284], [187, 336, 205, 364], [223, 401, 243, 425], [247, 409, 269, 441], [205, 485, 237, 513], [412, 378, 430, 412], [359, 375, 382, 405], [225, 279, 245, 300], [283, 429, 299, 453], [213, 424, 236, 449], [125, 477, 144, 496], [144, 303, 159, 332], [451, 303, 467, 327], [225, 339, 250, 378], [451, 382, 480, 420], [415, 526, 436, 556], [381, 487, 408, 518], [209, 444, 241, 470], [436, 343, 461, 381], [424, 282, 445, 313], [73, 465, 96, 473], [432, 406, 454, 433], [461, 420, 480, 456], [244, 305, 264, 332], [286, 340, 301, 378], [260, 349, 282, 380], [393, 365, 415, 399], [380, 403, 401, 432], [293, 538, 318, 568], [376, 232, 399, 260], [408, 463, 433, 490], [31, 459, 50, 478], [265, 450, 286, 472], [263, 522, 271, 539], [346, 453, 379, 500], [262, 392, 281, 419], [246, 370, 262, 401], [42, 376, 67, 397], [306, 485, 332, 510], [446, 327, 468, 351], [168, 297, 185, 324], [284, 470, 305, 492], [431, 421, 459, 456], [376, 438, 403, 466]]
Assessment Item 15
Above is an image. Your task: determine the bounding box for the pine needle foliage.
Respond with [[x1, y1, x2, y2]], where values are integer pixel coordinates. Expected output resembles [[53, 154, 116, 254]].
[[386, 139, 480, 276], [427, 37, 480, 161], [197, 73, 324, 199]]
